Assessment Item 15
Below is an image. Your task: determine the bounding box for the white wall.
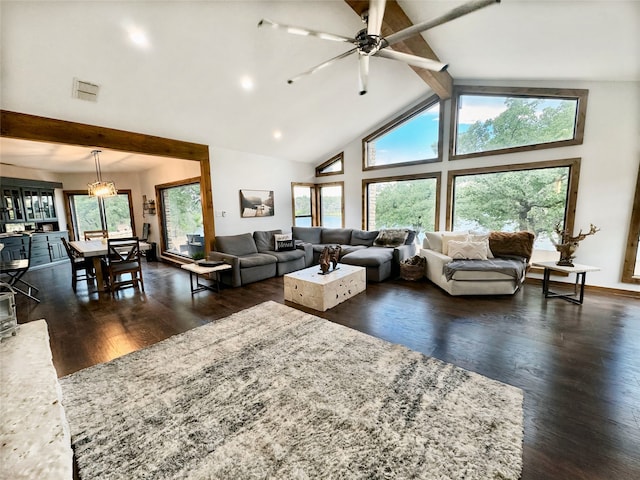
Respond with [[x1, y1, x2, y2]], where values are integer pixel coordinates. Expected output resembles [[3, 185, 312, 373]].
[[322, 80, 640, 292], [209, 147, 314, 236]]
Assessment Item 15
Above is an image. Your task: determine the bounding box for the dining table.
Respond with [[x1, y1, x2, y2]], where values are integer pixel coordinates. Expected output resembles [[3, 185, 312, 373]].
[[69, 239, 151, 292]]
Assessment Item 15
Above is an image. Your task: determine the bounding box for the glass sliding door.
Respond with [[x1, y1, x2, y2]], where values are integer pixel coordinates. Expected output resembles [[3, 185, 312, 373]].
[[157, 180, 204, 259], [66, 191, 134, 240]]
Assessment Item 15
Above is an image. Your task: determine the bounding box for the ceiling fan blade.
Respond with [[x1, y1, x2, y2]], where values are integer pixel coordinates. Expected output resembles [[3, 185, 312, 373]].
[[258, 18, 356, 44], [288, 48, 358, 85], [367, 0, 387, 37], [385, 0, 500, 46], [376, 49, 447, 72], [358, 55, 370, 95]]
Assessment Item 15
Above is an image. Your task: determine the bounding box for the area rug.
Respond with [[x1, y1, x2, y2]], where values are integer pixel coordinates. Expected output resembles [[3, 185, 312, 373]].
[[60, 301, 523, 479]]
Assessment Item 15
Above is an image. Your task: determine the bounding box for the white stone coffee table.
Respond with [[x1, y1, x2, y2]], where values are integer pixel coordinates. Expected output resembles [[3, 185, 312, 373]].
[[284, 263, 366, 311]]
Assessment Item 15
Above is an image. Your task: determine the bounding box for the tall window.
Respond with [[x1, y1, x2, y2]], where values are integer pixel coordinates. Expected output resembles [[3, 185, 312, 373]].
[[65, 191, 134, 240], [156, 178, 204, 259], [364, 173, 440, 244], [450, 86, 588, 160], [363, 95, 443, 170], [292, 184, 314, 227], [291, 182, 344, 227], [448, 158, 580, 262], [319, 184, 343, 227]]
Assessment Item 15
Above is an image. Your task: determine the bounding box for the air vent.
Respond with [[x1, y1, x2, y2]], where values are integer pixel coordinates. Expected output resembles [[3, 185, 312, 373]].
[[73, 78, 99, 102]]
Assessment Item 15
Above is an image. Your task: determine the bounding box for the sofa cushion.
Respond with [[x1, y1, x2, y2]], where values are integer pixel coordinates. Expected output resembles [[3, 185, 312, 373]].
[[292, 226, 322, 244], [342, 247, 394, 267], [273, 233, 295, 251], [321, 228, 353, 245], [216, 233, 258, 256], [405, 230, 417, 245], [424, 231, 468, 253], [489, 231, 535, 261], [468, 232, 494, 258], [373, 229, 409, 247], [238, 253, 277, 268], [339, 245, 368, 256], [266, 248, 305, 262], [253, 229, 282, 252], [350, 229, 379, 246], [441, 232, 469, 256], [447, 240, 489, 260]]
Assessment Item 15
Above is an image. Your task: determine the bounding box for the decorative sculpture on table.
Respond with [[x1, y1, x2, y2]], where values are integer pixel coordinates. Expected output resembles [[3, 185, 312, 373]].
[[319, 245, 341, 274], [552, 222, 600, 267]]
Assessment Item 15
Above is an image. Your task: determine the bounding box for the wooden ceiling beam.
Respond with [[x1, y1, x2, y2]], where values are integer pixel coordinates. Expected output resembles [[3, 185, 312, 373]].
[[345, 0, 453, 99]]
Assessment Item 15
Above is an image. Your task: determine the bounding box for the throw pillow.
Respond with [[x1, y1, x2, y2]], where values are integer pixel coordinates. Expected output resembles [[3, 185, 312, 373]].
[[424, 231, 468, 253], [274, 233, 295, 251], [468, 232, 495, 258], [441, 232, 469, 256], [489, 231, 535, 260], [373, 229, 409, 247], [447, 240, 489, 260]]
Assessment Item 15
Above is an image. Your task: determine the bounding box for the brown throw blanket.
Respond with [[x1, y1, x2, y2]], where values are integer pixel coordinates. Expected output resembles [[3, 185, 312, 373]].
[[444, 256, 528, 283]]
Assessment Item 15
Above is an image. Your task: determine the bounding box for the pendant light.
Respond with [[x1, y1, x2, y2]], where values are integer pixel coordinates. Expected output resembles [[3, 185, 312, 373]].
[[87, 150, 117, 197]]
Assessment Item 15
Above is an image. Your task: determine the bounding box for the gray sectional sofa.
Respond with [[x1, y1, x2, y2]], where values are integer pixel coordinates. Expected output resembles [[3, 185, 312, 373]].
[[208, 227, 417, 286], [291, 226, 417, 282]]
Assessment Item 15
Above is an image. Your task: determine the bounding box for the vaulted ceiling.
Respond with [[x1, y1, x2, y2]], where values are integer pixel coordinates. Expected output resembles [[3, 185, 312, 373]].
[[0, 1, 638, 171]]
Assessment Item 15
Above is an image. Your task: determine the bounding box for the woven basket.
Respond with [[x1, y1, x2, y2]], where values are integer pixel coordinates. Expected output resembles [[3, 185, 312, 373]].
[[400, 255, 426, 281]]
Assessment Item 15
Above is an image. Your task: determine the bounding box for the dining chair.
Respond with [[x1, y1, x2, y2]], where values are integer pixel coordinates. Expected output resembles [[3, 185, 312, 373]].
[[103, 237, 144, 294], [84, 230, 109, 241], [60, 237, 94, 292], [0, 235, 40, 303]]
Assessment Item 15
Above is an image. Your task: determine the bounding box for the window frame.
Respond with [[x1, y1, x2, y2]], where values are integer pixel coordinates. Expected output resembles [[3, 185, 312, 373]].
[[362, 172, 441, 232], [449, 85, 588, 161], [622, 163, 640, 284], [63, 189, 135, 241], [155, 176, 203, 261], [362, 94, 444, 171], [315, 152, 344, 177], [291, 183, 317, 227], [446, 158, 581, 265], [290, 181, 344, 228]]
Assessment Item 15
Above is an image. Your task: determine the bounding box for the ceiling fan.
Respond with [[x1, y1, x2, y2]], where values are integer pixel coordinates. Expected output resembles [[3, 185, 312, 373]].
[[258, 0, 500, 95]]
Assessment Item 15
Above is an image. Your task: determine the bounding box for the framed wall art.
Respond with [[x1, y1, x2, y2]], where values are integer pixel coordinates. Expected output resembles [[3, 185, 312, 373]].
[[240, 189, 274, 218]]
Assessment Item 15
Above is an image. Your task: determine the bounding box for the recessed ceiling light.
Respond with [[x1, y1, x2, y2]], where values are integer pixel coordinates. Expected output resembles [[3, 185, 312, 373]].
[[240, 76, 254, 91], [123, 22, 150, 49], [273, 130, 282, 140]]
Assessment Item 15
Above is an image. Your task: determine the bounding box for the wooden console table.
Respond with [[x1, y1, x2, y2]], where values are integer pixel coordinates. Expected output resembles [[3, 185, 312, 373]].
[[181, 262, 231, 294]]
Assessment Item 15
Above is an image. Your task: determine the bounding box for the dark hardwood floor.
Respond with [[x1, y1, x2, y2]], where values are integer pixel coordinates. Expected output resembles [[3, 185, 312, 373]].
[[11, 260, 640, 480]]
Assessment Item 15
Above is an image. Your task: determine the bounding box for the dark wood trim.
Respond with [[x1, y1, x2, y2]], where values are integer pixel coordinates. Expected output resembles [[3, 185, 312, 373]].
[[290, 182, 317, 227], [445, 157, 581, 238], [362, 95, 444, 171], [344, 0, 453, 99], [0, 177, 63, 189], [0, 110, 214, 254], [62, 189, 135, 241], [155, 177, 202, 257], [315, 152, 344, 177], [448, 86, 589, 161], [622, 162, 640, 284], [317, 181, 345, 228], [362, 172, 441, 231]]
